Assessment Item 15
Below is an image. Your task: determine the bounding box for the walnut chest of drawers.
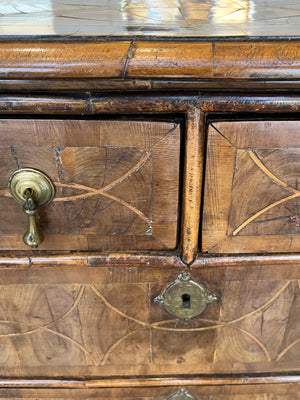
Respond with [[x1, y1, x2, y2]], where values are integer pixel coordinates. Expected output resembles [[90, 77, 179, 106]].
[[0, 3, 300, 399]]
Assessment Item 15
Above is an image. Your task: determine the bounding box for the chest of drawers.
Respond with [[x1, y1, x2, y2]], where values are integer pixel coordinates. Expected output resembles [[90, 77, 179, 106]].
[[0, 1, 300, 399]]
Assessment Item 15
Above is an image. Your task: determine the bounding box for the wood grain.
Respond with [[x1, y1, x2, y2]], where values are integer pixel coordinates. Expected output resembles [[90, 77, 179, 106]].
[[214, 42, 300, 80], [126, 42, 213, 78], [0, 42, 131, 79], [0, 119, 180, 251], [0, 41, 299, 82], [0, 383, 298, 399], [4, 79, 300, 92], [1, 252, 300, 270], [0, 262, 297, 377], [181, 108, 203, 265], [0, 375, 299, 388], [203, 120, 300, 253], [1, 94, 300, 116], [0, 40, 299, 393]]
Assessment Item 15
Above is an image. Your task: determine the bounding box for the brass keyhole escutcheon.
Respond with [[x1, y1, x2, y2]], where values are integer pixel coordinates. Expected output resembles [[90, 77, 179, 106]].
[[8, 168, 55, 248], [166, 389, 198, 400], [154, 271, 217, 324]]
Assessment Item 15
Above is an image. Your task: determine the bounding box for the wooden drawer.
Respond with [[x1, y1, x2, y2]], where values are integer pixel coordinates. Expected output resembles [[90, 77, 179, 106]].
[[0, 382, 299, 399], [203, 120, 300, 253], [0, 118, 180, 251], [0, 256, 299, 378]]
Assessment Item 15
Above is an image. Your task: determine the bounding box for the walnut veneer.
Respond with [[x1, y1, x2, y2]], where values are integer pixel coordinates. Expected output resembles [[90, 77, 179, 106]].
[[0, 2, 300, 398], [0, 119, 180, 251]]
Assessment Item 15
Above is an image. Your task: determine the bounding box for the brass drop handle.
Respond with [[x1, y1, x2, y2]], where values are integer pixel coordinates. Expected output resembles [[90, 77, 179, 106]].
[[22, 188, 43, 248], [8, 168, 55, 248]]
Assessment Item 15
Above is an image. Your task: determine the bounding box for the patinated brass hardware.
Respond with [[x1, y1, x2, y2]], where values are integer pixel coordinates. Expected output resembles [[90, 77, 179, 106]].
[[166, 389, 198, 400], [154, 271, 217, 324], [8, 168, 55, 248]]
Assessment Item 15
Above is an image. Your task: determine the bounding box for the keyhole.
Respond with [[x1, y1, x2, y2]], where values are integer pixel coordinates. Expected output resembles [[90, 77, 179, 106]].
[[181, 293, 191, 309]]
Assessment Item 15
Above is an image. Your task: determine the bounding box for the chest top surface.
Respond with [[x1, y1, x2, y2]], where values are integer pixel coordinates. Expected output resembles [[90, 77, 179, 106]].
[[1, 0, 300, 39]]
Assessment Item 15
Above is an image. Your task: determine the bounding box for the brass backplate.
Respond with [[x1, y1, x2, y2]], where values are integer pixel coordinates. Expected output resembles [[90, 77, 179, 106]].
[[154, 271, 217, 324], [166, 389, 198, 400], [8, 168, 55, 206]]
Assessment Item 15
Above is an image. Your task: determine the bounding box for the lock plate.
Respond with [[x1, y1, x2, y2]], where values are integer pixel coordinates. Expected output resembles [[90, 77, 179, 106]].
[[166, 389, 198, 400], [154, 271, 217, 324]]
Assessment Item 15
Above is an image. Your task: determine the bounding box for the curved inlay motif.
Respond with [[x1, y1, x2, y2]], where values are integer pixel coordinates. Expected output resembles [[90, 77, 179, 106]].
[[0, 280, 298, 367], [233, 150, 300, 236], [1, 151, 151, 224]]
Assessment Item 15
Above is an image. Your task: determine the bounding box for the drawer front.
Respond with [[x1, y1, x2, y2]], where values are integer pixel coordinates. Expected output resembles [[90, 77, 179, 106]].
[[0, 384, 298, 399], [0, 119, 180, 250], [0, 260, 299, 377], [203, 120, 300, 253]]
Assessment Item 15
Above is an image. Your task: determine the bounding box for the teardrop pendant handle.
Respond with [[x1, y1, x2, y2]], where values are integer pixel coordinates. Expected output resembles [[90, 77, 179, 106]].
[[8, 168, 55, 248]]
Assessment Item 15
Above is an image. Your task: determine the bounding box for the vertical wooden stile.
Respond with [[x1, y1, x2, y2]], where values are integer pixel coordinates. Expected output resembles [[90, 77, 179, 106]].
[[181, 107, 204, 265]]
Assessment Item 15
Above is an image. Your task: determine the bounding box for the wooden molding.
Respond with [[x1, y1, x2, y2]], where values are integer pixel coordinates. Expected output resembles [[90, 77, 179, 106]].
[[0, 41, 299, 82], [0, 375, 299, 388], [1, 253, 300, 270]]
